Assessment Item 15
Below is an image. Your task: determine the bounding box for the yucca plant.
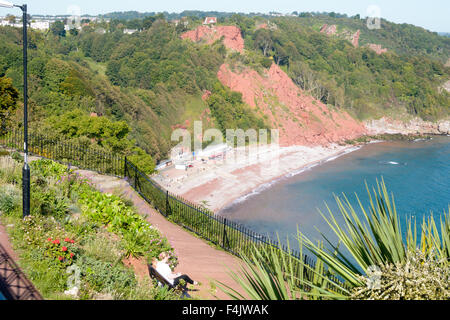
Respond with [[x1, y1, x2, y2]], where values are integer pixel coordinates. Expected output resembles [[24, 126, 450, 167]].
[[216, 179, 450, 300]]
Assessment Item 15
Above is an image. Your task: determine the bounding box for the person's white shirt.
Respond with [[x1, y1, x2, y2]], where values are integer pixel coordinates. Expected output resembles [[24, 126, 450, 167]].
[[155, 261, 175, 285]]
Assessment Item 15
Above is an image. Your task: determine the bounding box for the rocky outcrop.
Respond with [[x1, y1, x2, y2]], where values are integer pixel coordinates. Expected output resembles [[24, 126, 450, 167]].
[[218, 63, 367, 146], [256, 23, 268, 30], [202, 90, 212, 101], [320, 25, 360, 47], [365, 117, 450, 135], [320, 24, 337, 35], [367, 43, 388, 55], [351, 30, 360, 47], [181, 25, 244, 53]]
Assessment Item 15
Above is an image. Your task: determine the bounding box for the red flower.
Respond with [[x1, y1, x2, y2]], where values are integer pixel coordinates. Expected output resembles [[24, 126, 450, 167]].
[[58, 256, 63, 261], [64, 238, 70, 242], [70, 240, 75, 244], [70, 253, 74, 258], [47, 237, 52, 242], [53, 239, 60, 245], [62, 246, 68, 252]]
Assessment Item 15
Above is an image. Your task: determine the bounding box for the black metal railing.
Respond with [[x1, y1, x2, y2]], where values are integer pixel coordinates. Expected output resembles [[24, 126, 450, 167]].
[[1, 128, 348, 293], [0, 129, 124, 177]]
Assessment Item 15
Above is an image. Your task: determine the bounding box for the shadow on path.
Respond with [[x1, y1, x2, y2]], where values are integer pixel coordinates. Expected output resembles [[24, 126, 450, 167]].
[[0, 243, 42, 300]]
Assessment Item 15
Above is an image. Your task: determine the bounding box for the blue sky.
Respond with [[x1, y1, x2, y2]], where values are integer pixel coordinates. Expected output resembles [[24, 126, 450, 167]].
[[1, 0, 449, 32]]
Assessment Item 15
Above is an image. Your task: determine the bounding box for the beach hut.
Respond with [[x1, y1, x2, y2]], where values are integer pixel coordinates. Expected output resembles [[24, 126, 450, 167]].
[[197, 143, 229, 159], [155, 160, 173, 171]]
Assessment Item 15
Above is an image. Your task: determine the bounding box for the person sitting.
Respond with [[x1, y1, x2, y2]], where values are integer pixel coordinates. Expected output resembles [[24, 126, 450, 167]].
[[152, 252, 198, 290]]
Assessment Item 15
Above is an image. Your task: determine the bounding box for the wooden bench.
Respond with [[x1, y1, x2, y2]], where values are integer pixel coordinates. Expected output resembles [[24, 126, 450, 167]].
[[148, 265, 176, 289], [147, 265, 190, 297]]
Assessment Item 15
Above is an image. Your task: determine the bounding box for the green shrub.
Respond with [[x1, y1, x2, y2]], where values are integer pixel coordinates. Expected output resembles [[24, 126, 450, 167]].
[[19, 248, 70, 297], [82, 233, 123, 264], [30, 159, 69, 179], [31, 186, 70, 219], [0, 157, 21, 185], [0, 184, 20, 214], [79, 255, 137, 295], [10, 151, 23, 162], [77, 185, 177, 265]]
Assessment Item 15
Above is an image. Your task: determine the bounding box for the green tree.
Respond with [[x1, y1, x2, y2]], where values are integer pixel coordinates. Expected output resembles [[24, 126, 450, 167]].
[[50, 21, 66, 37], [0, 76, 19, 133]]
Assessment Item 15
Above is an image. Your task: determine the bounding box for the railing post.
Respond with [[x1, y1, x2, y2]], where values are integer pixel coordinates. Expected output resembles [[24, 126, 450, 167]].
[[165, 190, 169, 217], [222, 218, 228, 249], [124, 156, 127, 179], [165, 190, 173, 217], [134, 164, 138, 190]]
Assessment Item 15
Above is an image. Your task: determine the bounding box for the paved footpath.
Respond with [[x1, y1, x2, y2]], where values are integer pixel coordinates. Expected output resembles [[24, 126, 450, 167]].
[[77, 170, 246, 300]]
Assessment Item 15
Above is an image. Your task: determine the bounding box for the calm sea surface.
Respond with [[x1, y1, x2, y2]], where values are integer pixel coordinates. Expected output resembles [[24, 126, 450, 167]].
[[220, 136, 450, 244]]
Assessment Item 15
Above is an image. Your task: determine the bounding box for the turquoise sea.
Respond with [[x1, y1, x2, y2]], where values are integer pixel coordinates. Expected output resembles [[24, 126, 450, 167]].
[[220, 136, 450, 244]]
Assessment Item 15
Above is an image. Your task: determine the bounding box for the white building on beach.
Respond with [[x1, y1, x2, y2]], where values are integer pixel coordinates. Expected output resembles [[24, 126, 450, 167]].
[[196, 143, 230, 159]]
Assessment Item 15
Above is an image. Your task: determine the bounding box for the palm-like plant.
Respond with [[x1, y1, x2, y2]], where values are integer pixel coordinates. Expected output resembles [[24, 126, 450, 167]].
[[216, 179, 450, 300]]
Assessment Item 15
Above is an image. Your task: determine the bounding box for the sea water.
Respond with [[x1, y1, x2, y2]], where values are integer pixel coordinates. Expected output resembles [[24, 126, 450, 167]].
[[220, 136, 450, 245]]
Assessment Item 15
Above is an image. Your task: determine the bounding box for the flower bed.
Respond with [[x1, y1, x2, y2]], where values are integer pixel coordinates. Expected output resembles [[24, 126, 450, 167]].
[[0, 156, 180, 300]]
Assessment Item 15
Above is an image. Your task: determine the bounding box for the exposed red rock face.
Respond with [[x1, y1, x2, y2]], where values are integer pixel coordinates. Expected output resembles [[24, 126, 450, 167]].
[[217, 63, 366, 146], [200, 108, 213, 125], [181, 25, 244, 53], [320, 24, 337, 35], [202, 90, 212, 101], [352, 30, 360, 47], [321, 25, 360, 48], [256, 23, 268, 30], [367, 43, 388, 55]]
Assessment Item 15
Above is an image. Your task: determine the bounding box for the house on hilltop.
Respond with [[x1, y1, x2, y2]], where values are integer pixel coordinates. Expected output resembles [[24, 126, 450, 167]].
[[203, 17, 217, 25]]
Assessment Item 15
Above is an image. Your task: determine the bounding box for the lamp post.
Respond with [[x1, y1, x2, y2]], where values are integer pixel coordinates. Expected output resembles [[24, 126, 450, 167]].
[[0, 1, 30, 218]]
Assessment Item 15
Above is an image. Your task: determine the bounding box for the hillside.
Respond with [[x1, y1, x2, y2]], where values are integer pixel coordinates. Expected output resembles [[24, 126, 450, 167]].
[[275, 15, 450, 63], [1, 12, 449, 164]]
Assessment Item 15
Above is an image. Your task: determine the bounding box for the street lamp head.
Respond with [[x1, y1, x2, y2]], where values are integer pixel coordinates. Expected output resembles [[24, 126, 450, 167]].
[[0, 0, 14, 8]]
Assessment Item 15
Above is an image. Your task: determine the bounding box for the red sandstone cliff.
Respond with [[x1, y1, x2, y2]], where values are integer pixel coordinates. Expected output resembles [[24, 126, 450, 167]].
[[218, 63, 367, 146], [183, 25, 366, 146], [320, 24, 337, 35], [367, 43, 388, 55], [352, 30, 360, 47], [320, 24, 360, 48], [181, 25, 244, 53]]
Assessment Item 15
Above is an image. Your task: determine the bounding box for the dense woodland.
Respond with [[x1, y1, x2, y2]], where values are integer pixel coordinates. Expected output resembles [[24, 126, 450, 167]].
[[0, 12, 449, 168]]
